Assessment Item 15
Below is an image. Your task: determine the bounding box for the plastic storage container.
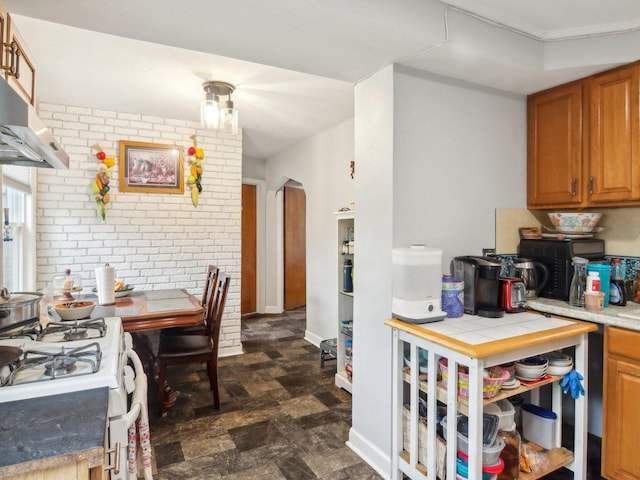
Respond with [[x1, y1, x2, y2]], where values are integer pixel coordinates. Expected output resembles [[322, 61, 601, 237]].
[[484, 399, 515, 431], [521, 403, 557, 450], [587, 263, 612, 307], [441, 415, 505, 465]]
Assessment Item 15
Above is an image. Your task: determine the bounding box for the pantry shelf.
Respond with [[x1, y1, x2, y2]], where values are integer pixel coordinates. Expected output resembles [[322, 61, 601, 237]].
[[401, 367, 562, 416]]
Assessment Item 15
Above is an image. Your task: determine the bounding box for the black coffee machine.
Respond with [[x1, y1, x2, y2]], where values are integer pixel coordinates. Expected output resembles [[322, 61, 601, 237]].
[[450, 256, 504, 317]]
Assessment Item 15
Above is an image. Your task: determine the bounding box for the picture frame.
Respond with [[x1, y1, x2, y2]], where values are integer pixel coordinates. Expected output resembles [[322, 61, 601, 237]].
[[118, 140, 185, 194]]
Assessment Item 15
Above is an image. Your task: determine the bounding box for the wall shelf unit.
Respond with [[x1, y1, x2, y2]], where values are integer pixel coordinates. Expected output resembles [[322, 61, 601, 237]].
[[335, 211, 354, 393]]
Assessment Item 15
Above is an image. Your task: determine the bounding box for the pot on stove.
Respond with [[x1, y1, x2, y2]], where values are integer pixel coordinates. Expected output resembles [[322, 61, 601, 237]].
[[0, 290, 42, 334]]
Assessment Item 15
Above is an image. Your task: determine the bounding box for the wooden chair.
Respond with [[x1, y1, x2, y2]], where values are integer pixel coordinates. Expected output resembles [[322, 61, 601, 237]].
[[161, 264, 218, 338], [156, 272, 230, 416]]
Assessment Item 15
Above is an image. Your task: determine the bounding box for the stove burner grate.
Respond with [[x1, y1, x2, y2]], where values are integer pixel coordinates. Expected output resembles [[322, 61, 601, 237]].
[[1, 341, 102, 386], [0, 319, 42, 341], [38, 317, 107, 342]]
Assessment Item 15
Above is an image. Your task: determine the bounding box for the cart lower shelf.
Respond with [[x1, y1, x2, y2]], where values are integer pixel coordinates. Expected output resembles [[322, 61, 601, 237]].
[[398, 441, 573, 480]]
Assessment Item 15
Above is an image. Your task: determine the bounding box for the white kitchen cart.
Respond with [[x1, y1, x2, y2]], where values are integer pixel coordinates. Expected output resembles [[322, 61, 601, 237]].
[[386, 312, 597, 480]]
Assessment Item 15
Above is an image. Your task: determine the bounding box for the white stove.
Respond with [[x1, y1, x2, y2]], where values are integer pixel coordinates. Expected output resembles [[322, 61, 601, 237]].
[[0, 317, 149, 479], [0, 318, 123, 404]]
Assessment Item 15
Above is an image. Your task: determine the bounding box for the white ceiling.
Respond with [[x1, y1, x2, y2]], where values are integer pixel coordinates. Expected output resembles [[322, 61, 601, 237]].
[[5, 0, 640, 159]]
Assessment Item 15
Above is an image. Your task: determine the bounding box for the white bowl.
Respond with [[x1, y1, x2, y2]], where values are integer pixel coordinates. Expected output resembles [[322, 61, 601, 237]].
[[547, 212, 602, 233], [545, 351, 573, 366], [547, 363, 573, 376], [54, 301, 96, 321]]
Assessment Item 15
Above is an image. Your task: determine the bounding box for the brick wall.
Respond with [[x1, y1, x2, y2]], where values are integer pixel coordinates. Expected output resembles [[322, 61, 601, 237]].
[[35, 103, 242, 356]]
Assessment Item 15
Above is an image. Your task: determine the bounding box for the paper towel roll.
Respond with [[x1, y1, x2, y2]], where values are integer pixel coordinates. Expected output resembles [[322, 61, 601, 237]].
[[96, 265, 115, 305]]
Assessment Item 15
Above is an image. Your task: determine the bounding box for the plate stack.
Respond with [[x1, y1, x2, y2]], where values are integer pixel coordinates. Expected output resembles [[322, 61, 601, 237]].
[[514, 355, 548, 381], [544, 351, 573, 376]]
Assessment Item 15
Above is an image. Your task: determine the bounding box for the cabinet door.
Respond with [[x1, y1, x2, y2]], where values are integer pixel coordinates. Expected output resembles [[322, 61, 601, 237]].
[[603, 327, 640, 479], [588, 65, 640, 204], [0, 3, 7, 73], [527, 82, 583, 208], [4, 13, 36, 106]]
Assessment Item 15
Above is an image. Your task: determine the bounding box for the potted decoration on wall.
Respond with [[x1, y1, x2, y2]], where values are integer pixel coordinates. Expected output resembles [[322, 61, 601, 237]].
[[90, 144, 115, 220], [186, 134, 204, 206]]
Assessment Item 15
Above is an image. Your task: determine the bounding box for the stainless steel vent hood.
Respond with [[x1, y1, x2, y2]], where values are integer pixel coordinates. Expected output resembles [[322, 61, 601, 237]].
[[0, 77, 69, 169]]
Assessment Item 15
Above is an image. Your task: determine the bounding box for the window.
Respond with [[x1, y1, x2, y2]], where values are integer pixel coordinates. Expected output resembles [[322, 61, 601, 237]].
[[2, 166, 34, 292]]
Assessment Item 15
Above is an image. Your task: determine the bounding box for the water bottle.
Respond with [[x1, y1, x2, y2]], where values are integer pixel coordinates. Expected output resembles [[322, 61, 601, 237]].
[[343, 259, 353, 293]]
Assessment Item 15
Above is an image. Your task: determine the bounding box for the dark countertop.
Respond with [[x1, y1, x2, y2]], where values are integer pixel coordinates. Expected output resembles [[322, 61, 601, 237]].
[[0, 387, 108, 477]]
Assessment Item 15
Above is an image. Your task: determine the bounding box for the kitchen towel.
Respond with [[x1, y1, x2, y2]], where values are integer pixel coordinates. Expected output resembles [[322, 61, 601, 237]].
[[95, 264, 115, 305]]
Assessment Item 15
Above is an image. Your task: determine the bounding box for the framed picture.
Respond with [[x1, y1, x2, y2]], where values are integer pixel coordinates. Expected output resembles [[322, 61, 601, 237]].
[[118, 140, 185, 194]]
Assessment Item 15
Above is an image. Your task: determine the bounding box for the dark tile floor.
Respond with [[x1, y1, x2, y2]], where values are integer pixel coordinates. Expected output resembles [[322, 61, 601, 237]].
[[148, 309, 382, 479], [147, 309, 604, 480]]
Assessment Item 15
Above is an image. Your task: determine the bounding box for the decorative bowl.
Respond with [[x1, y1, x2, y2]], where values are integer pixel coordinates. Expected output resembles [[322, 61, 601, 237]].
[[54, 301, 96, 321], [547, 212, 602, 233]]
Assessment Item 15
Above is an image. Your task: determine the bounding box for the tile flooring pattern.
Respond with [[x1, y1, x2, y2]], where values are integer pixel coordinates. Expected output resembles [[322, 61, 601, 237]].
[[148, 309, 382, 479], [148, 309, 604, 480]]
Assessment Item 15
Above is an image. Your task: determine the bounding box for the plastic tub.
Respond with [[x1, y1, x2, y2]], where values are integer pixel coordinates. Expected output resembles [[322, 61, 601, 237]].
[[521, 403, 557, 450], [587, 263, 612, 307], [456, 451, 504, 479], [483, 399, 515, 431], [441, 416, 505, 465]]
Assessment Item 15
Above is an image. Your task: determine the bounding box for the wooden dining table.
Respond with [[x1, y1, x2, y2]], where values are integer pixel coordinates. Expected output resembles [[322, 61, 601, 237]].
[[92, 288, 205, 332], [57, 288, 206, 412]]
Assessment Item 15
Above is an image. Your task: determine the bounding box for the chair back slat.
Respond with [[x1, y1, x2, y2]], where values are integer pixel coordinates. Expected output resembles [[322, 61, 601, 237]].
[[201, 265, 220, 308], [206, 272, 231, 353]]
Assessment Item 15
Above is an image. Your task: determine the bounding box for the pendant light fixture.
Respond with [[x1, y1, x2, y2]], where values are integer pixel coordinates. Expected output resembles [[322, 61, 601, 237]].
[[200, 81, 239, 134]]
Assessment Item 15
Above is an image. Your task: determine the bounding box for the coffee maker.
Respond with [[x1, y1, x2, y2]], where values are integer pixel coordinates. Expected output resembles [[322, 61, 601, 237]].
[[450, 256, 504, 317]]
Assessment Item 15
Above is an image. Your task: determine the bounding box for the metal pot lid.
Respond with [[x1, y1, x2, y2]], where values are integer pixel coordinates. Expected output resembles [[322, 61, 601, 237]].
[[0, 292, 43, 306], [0, 345, 23, 366]]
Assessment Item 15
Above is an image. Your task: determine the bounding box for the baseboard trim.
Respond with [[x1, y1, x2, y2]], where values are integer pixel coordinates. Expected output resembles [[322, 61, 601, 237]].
[[219, 346, 243, 358], [264, 305, 281, 314], [304, 330, 324, 348], [347, 427, 391, 480]]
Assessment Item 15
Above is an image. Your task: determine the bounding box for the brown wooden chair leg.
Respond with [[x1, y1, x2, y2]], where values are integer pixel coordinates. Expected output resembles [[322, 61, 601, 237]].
[[208, 358, 220, 409]]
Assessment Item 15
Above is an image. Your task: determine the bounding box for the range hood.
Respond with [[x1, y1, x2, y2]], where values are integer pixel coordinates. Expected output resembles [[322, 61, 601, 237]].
[[0, 77, 69, 169]]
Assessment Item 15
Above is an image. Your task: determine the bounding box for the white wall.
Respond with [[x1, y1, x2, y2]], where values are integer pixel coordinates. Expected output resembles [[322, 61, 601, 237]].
[[350, 65, 527, 477], [349, 66, 396, 477], [393, 66, 527, 267], [264, 119, 354, 343], [34, 103, 243, 356]]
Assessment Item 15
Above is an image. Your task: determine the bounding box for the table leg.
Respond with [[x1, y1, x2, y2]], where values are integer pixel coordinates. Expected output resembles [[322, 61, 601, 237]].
[[131, 332, 180, 412]]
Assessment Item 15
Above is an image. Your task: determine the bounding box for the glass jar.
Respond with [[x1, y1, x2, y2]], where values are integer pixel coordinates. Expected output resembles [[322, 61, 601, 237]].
[[498, 423, 521, 480], [634, 268, 640, 304]]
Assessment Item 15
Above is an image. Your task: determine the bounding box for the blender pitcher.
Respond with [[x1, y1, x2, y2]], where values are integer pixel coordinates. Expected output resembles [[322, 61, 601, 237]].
[[569, 257, 589, 307]]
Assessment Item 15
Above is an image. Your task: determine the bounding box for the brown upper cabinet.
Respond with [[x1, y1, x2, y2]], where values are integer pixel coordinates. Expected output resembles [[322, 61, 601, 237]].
[[1, 2, 36, 106], [527, 61, 640, 209]]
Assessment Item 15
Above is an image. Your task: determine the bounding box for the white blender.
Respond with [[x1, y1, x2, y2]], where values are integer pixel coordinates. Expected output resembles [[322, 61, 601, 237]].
[[392, 244, 446, 323]]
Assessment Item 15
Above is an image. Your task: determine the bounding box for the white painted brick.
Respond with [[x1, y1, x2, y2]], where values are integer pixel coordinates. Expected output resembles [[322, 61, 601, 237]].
[[36, 102, 242, 350]]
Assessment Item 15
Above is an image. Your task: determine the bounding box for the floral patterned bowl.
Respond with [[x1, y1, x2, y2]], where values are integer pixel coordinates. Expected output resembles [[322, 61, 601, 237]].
[[547, 212, 602, 233]]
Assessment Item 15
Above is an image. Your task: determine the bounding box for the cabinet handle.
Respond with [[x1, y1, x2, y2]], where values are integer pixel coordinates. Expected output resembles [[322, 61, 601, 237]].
[[589, 176, 595, 195], [13, 44, 21, 80], [1, 41, 16, 77], [571, 178, 577, 196], [105, 441, 121, 475]]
